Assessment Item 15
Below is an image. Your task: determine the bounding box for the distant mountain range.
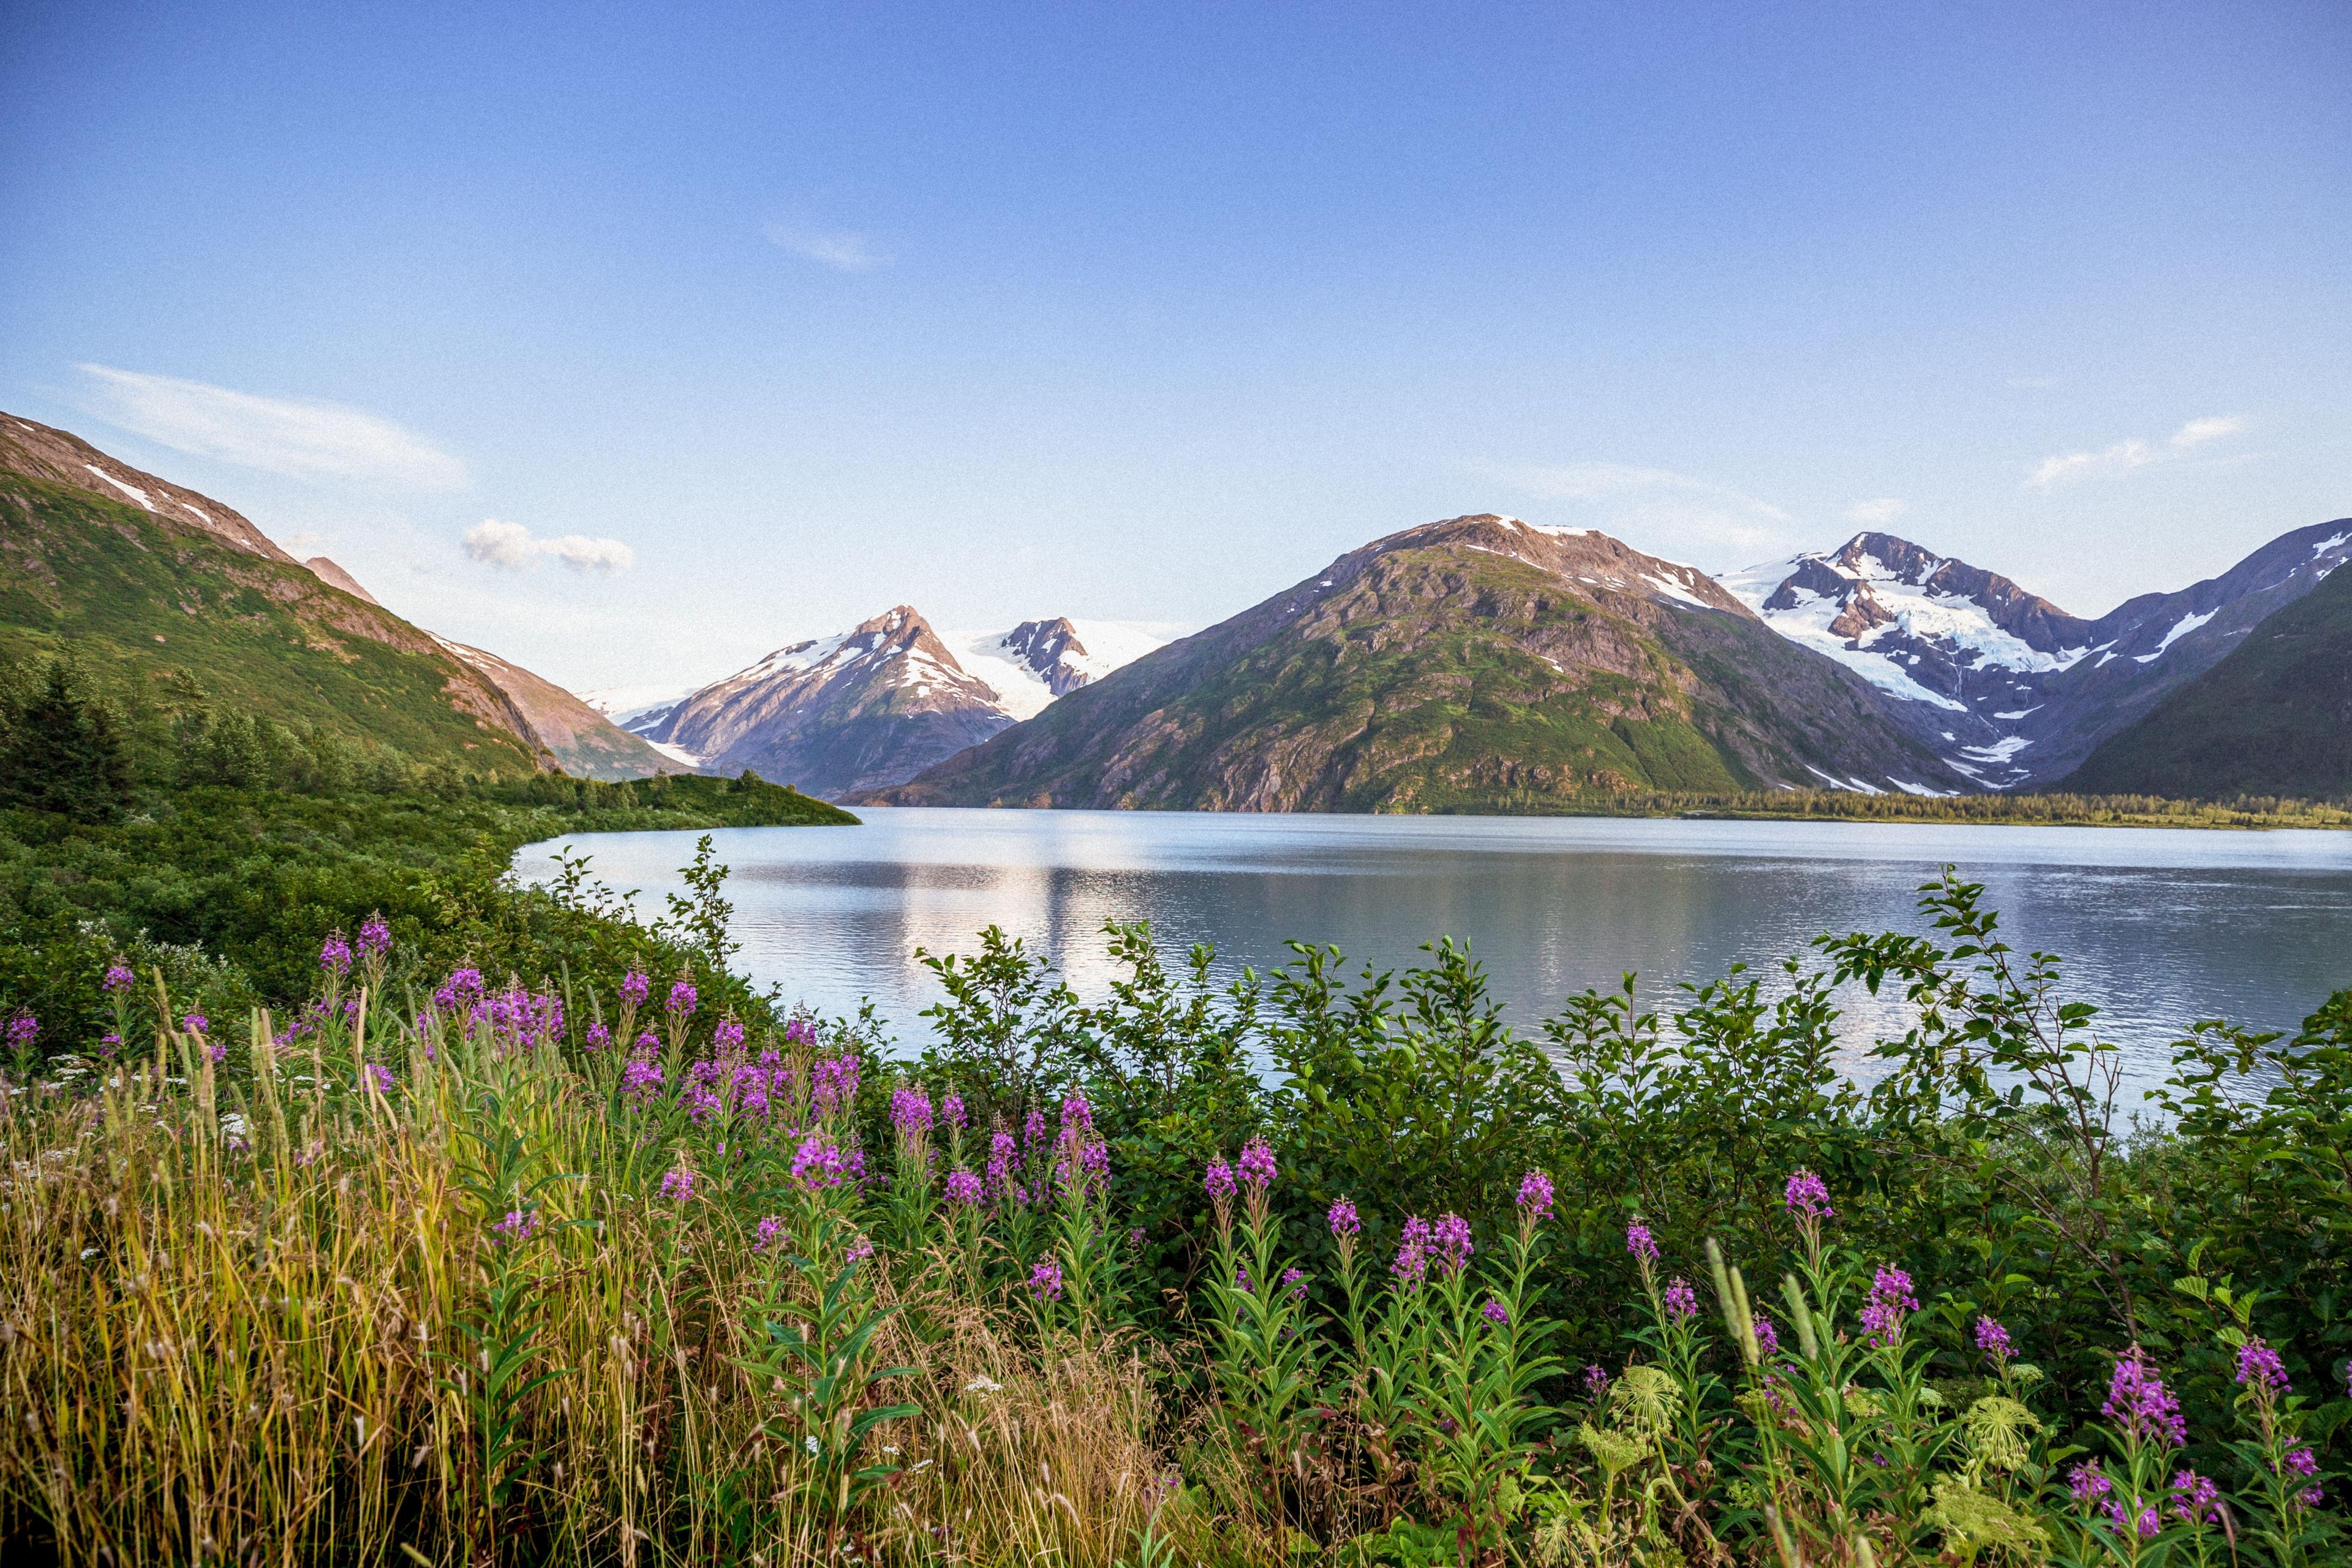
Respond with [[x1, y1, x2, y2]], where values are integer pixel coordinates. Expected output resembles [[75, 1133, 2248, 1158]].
[[0, 412, 680, 780], [1725, 524, 2352, 788], [8, 409, 2343, 807], [872, 515, 1972, 810], [594, 611, 1168, 797]]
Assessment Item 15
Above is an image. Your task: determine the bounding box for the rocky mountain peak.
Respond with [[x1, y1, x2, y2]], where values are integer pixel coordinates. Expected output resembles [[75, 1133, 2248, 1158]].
[[998, 617, 1092, 695]]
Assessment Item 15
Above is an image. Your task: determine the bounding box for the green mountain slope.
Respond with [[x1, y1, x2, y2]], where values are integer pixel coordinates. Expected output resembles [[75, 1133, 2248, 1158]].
[[1, 413, 687, 781], [2060, 551, 2352, 801], [2, 415, 559, 774], [875, 515, 1970, 812]]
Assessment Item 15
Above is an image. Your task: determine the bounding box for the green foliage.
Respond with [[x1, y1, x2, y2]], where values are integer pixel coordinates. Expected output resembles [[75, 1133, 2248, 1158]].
[[0, 660, 132, 821]]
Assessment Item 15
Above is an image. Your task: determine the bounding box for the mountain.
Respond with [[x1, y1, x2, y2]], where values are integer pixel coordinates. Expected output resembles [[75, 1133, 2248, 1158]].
[[0, 412, 677, 781], [2062, 538, 2352, 799], [616, 614, 1171, 788], [283, 553, 684, 782], [1724, 522, 2352, 787], [303, 555, 380, 605], [872, 514, 1972, 812], [949, 619, 1173, 720], [637, 606, 1017, 796]]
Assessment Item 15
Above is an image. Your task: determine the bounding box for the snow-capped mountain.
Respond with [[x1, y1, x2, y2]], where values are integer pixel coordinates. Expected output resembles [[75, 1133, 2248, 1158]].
[[950, 618, 1172, 720], [1722, 524, 2352, 788], [621, 609, 1169, 795], [874, 514, 1974, 811]]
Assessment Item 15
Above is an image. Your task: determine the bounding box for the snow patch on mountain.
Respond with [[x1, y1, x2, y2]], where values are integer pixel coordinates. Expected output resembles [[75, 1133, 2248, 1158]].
[[2133, 609, 2216, 664]]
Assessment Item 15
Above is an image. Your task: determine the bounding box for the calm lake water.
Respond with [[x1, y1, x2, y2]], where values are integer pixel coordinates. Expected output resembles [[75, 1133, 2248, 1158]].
[[514, 808, 2352, 1084]]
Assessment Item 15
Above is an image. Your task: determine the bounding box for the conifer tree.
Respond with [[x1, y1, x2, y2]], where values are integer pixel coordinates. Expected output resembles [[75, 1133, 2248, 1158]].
[[0, 660, 134, 821]]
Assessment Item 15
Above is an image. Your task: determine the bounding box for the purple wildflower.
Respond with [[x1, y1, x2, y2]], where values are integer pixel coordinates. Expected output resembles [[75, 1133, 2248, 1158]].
[[1060, 1092, 1093, 1134], [846, 1236, 875, 1264], [790, 1134, 851, 1188], [181, 1013, 208, 1035], [1431, 1213, 1474, 1275], [810, 1052, 861, 1116], [1203, 1156, 1237, 1217], [2068, 1461, 2113, 1507], [2103, 1499, 2159, 1540], [754, 1215, 787, 1251], [1283, 1266, 1308, 1300], [1662, 1278, 1699, 1324], [941, 1093, 968, 1131], [1626, 1221, 1659, 1265], [1393, 1216, 1433, 1285], [3, 1015, 34, 1051], [1028, 1260, 1063, 1301], [1860, 1265, 1918, 1348], [713, 1016, 747, 1052], [620, 968, 649, 1006], [1783, 1169, 1834, 1222], [1976, 1315, 2014, 1366], [1752, 1314, 1781, 1358], [943, 1169, 986, 1205], [586, 1021, 611, 1050], [358, 914, 391, 956], [620, 1054, 665, 1102], [1482, 1300, 1509, 1325], [2103, 1348, 2187, 1449], [1583, 1363, 1610, 1401], [2236, 1337, 2290, 1395], [1329, 1197, 1361, 1237], [491, 1208, 538, 1245], [102, 963, 134, 993], [659, 1167, 695, 1200], [319, 932, 353, 976], [361, 1063, 394, 1094], [987, 1131, 1023, 1205], [1236, 1137, 1277, 1193], [891, 1085, 935, 1137], [1515, 1169, 1555, 1221], [666, 979, 697, 1018], [2169, 1469, 2221, 1526]]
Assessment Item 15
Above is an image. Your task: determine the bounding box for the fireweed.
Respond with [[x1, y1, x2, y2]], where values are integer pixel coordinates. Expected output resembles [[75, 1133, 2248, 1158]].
[[5, 904, 2350, 1568]]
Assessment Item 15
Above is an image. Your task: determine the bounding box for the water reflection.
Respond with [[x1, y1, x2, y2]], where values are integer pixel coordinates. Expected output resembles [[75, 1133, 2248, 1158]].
[[515, 808, 2352, 1085]]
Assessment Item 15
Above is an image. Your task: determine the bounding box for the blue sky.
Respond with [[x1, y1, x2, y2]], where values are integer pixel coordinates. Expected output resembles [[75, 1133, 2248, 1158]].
[[3, 1, 2346, 692]]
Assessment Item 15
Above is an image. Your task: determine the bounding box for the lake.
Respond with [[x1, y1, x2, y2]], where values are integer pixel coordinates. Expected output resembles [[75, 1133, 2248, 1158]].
[[514, 807, 2352, 1084]]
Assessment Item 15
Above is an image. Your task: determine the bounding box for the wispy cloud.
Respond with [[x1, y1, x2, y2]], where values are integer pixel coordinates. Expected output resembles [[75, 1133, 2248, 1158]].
[[2026, 413, 2248, 489], [75, 364, 467, 490], [764, 222, 889, 271], [1845, 498, 1906, 526], [463, 519, 635, 575], [1476, 460, 1796, 552]]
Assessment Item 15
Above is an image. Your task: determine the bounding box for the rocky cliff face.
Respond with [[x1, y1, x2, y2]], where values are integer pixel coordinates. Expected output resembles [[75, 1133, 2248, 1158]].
[[1724, 522, 2352, 787], [641, 606, 1019, 796], [873, 514, 1971, 811]]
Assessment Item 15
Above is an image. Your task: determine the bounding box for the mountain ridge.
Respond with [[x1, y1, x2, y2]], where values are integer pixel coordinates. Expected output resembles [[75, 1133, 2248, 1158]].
[[873, 514, 1972, 812]]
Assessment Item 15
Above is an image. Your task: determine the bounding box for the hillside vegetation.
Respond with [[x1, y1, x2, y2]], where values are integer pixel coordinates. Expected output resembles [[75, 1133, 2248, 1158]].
[[2064, 557, 2352, 801]]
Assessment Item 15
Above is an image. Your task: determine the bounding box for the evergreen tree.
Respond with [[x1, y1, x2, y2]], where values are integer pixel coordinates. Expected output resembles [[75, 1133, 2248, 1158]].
[[0, 661, 134, 821]]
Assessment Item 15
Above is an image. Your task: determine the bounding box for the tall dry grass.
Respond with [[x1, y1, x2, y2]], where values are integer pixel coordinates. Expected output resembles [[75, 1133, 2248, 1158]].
[[0, 1005, 1174, 1567]]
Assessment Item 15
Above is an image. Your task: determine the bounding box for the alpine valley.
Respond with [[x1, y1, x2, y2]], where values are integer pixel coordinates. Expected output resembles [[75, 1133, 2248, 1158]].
[[7, 409, 2346, 810]]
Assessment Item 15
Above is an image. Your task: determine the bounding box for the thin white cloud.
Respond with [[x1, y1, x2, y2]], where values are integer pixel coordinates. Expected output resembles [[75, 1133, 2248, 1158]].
[[2170, 413, 2247, 449], [1476, 460, 1798, 552], [2026, 413, 2250, 489], [2026, 439, 2160, 489], [75, 364, 467, 490], [764, 222, 889, 271], [1845, 498, 1906, 526], [463, 518, 635, 575]]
